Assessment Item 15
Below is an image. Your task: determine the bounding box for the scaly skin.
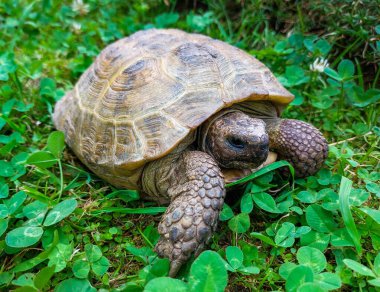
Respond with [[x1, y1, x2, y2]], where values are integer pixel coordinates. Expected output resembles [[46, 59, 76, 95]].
[[141, 151, 225, 276], [265, 119, 328, 177]]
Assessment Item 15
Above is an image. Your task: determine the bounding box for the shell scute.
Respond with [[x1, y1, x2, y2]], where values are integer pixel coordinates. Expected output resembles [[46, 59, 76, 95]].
[[135, 112, 189, 158], [166, 43, 221, 88], [114, 123, 140, 163], [80, 114, 114, 166], [163, 88, 224, 128], [232, 71, 269, 102], [77, 66, 109, 110], [102, 58, 185, 121]]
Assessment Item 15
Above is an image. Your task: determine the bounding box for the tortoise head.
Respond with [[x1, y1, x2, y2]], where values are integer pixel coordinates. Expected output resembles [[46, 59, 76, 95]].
[[204, 111, 269, 169]]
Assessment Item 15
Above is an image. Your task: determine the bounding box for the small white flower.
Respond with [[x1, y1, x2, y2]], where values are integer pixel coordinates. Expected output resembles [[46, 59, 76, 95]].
[[72, 0, 90, 15], [72, 22, 82, 34], [310, 58, 329, 72]]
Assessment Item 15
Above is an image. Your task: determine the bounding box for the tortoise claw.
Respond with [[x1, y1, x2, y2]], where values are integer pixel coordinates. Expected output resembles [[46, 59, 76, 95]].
[[169, 260, 183, 277]]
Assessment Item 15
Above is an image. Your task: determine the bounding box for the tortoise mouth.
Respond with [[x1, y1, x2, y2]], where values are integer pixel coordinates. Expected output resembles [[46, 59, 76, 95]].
[[222, 152, 277, 184]]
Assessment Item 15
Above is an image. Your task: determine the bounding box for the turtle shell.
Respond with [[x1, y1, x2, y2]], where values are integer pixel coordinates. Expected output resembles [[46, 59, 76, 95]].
[[53, 28, 293, 189]]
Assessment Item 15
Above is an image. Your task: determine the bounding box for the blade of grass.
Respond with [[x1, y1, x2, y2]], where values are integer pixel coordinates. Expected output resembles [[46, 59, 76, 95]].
[[90, 207, 166, 216], [250, 232, 276, 246], [355, 58, 364, 89], [63, 163, 92, 183], [21, 185, 51, 204], [373, 67, 380, 88], [226, 160, 294, 188], [50, 159, 64, 201], [338, 176, 362, 254], [137, 227, 154, 249], [331, 38, 362, 67]]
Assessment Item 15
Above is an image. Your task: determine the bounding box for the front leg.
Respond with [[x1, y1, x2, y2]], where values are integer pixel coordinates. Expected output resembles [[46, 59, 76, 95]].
[[142, 151, 225, 276], [266, 118, 328, 177]]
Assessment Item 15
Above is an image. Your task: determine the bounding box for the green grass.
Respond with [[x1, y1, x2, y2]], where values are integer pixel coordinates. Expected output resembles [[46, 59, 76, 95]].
[[0, 0, 379, 291]]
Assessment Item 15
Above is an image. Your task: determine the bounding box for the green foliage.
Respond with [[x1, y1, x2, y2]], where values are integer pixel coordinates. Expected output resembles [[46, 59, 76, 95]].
[[55, 278, 96, 292], [280, 247, 341, 291], [342, 254, 380, 288], [71, 244, 110, 279], [43, 199, 78, 226], [223, 245, 260, 275], [0, 0, 378, 290], [189, 250, 228, 291], [145, 277, 188, 292], [0, 53, 17, 81]]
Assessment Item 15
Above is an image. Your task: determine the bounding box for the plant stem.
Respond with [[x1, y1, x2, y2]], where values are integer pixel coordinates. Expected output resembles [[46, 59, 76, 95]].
[[57, 159, 64, 201], [12, 71, 23, 97], [257, 247, 277, 290], [138, 227, 154, 248], [339, 81, 345, 108], [296, 3, 305, 33], [373, 67, 380, 88], [331, 38, 362, 67]]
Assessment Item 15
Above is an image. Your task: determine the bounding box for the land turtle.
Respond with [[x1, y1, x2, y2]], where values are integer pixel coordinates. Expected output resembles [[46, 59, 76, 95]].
[[53, 28, 328, 276]]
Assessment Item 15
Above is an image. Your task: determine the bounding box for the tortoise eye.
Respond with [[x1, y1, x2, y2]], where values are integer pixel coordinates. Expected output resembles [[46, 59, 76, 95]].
[[227, 137, 245, 149]]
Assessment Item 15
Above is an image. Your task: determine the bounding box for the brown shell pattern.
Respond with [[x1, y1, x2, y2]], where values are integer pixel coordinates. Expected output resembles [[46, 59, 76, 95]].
[[53, 29, 293, 189]]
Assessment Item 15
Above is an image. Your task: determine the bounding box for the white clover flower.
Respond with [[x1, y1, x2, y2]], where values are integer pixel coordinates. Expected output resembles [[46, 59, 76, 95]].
[[310, 58, 329, 72], [72, 22, 82, 34], [72, 0, 90, 15]]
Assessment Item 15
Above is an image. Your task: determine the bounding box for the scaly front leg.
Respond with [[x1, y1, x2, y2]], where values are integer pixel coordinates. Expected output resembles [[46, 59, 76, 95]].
[[265, 118, 328, 177], [142, 151, 225, 276]]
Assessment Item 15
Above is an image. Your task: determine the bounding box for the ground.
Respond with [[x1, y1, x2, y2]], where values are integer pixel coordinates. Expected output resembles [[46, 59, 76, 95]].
[[0, 0, 379, 291]]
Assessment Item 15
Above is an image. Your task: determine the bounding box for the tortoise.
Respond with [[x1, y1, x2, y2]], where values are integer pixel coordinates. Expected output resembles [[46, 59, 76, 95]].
[[53, 28, 328, 276]]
